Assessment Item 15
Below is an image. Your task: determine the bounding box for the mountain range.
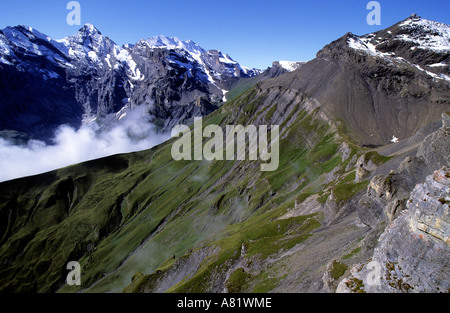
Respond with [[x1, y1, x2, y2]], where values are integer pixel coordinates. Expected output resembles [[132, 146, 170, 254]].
[[0, 24, 265, 143], [0, 14, 449, 293]]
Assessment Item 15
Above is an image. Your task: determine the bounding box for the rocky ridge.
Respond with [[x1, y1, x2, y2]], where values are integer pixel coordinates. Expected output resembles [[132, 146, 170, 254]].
[[337, 113, 450, 293]]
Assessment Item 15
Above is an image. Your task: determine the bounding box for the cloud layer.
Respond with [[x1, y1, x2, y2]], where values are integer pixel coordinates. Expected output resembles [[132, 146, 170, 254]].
[[0, 107, 170, 182]]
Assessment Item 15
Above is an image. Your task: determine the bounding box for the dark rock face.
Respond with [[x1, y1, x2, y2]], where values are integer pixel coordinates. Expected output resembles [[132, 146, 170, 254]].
[[0, 26, 82, 142], [0, 24, 260, 142], [0, 63, 83, 142], [200, 50, 249, 90]]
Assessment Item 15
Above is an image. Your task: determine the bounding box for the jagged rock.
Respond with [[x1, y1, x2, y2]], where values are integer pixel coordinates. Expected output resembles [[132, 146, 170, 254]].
[[278, 195, 323, 220], [0, 25, 260, 142], [416, 113, 450, 173], [408, 169, 450, 244], [357, 114, 449, 226], [322, 260, 338, 292], [324, 165, 340, 184], [339, 142, 351, 162], [339, 168, 450, 293], [443, 112, 450, 128], [355, 155, 378, 183], [358, 194, 385, 227], [345, 154, 358, 172]]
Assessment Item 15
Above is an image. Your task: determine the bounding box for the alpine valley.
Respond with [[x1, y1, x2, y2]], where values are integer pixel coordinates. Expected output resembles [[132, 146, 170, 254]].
[[0, 14, 449, 293]]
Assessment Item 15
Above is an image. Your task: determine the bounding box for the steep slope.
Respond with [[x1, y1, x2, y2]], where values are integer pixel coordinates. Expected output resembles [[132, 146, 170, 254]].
[[143, 35, 260, 90], [0, 16, 449, 294], [0, 25, 83, 142], [266, 15, 450, 147], [0, 80, 362, 293], [338, 114, 449, 293]]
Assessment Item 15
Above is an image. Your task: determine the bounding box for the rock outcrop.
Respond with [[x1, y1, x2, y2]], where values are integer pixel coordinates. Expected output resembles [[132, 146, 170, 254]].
[[358, 113, 450, 227], [338, 167, 450, 293], [262, 17, 450, 147], [0, 25, 260, 142], [338, 114, 450, 293]]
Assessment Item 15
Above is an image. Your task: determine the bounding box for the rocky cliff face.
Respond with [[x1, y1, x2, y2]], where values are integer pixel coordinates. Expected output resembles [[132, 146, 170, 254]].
[[358, 113, 449, 227], [0, 24, 260, 142], [0, 26, 83, 142], [338, 168, 449, 293], [338, 114, 450, 293]]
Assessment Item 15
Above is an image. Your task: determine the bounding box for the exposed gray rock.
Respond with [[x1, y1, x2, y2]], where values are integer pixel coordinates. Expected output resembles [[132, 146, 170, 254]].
[[128, 246, 219, 293], [278, 195, 323, 220], [358, 114, 449, 227], [339, 142, 351, 162], [358, 193, 385, 228], [339, 168, 450, 293], [355, 155, 378, 183], [417, 113, 450, 173], [324, 165, 340, 185], [345, 154, 358, 172]]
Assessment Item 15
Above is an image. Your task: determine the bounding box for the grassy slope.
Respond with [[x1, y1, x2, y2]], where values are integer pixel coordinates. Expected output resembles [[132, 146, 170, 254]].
[[0, 85, 386, 293]]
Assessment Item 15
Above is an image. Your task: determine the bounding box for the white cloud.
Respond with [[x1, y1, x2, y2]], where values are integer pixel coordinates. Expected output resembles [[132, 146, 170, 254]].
[[0, 107, 170, 182]]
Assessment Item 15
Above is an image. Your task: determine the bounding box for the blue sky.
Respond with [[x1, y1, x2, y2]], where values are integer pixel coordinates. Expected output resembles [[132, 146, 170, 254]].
[[1, 0, 449, 69]]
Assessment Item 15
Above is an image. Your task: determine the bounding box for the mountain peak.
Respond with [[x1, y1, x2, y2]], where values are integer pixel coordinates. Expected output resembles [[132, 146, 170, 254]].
[[408, 13, 421, 20], [343, 16, 450, 59], [0, 25, 62, 62], [146, 35, 180, 48], [145, 35, 205, 55], [63, 23, 118, 56], [393, 16, 450, 54], [2, 24, 46, 39], [79, 23, 101, 35], [398, 14, 447, 27]]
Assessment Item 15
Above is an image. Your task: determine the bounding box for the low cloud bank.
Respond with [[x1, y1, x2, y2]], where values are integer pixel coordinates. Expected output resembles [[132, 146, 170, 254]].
[[0, 107, 171, 182]]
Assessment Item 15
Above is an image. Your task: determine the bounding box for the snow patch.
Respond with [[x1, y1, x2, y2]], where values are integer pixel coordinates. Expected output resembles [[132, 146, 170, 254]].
[[278, 61, 303, 72], [398, 18, 450, 53], [221, 89, 229, 102], [428, 63, 447, 67]]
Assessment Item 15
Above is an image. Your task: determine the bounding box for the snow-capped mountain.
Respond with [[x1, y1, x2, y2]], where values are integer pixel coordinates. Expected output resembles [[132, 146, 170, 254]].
[[141, 35, 261, 93], [271, 14, 449, 146], [0, 25, 84, 142], [0, 25, 71, 78], [0, 24, 260, 142], [347, 14, 450, 81]]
